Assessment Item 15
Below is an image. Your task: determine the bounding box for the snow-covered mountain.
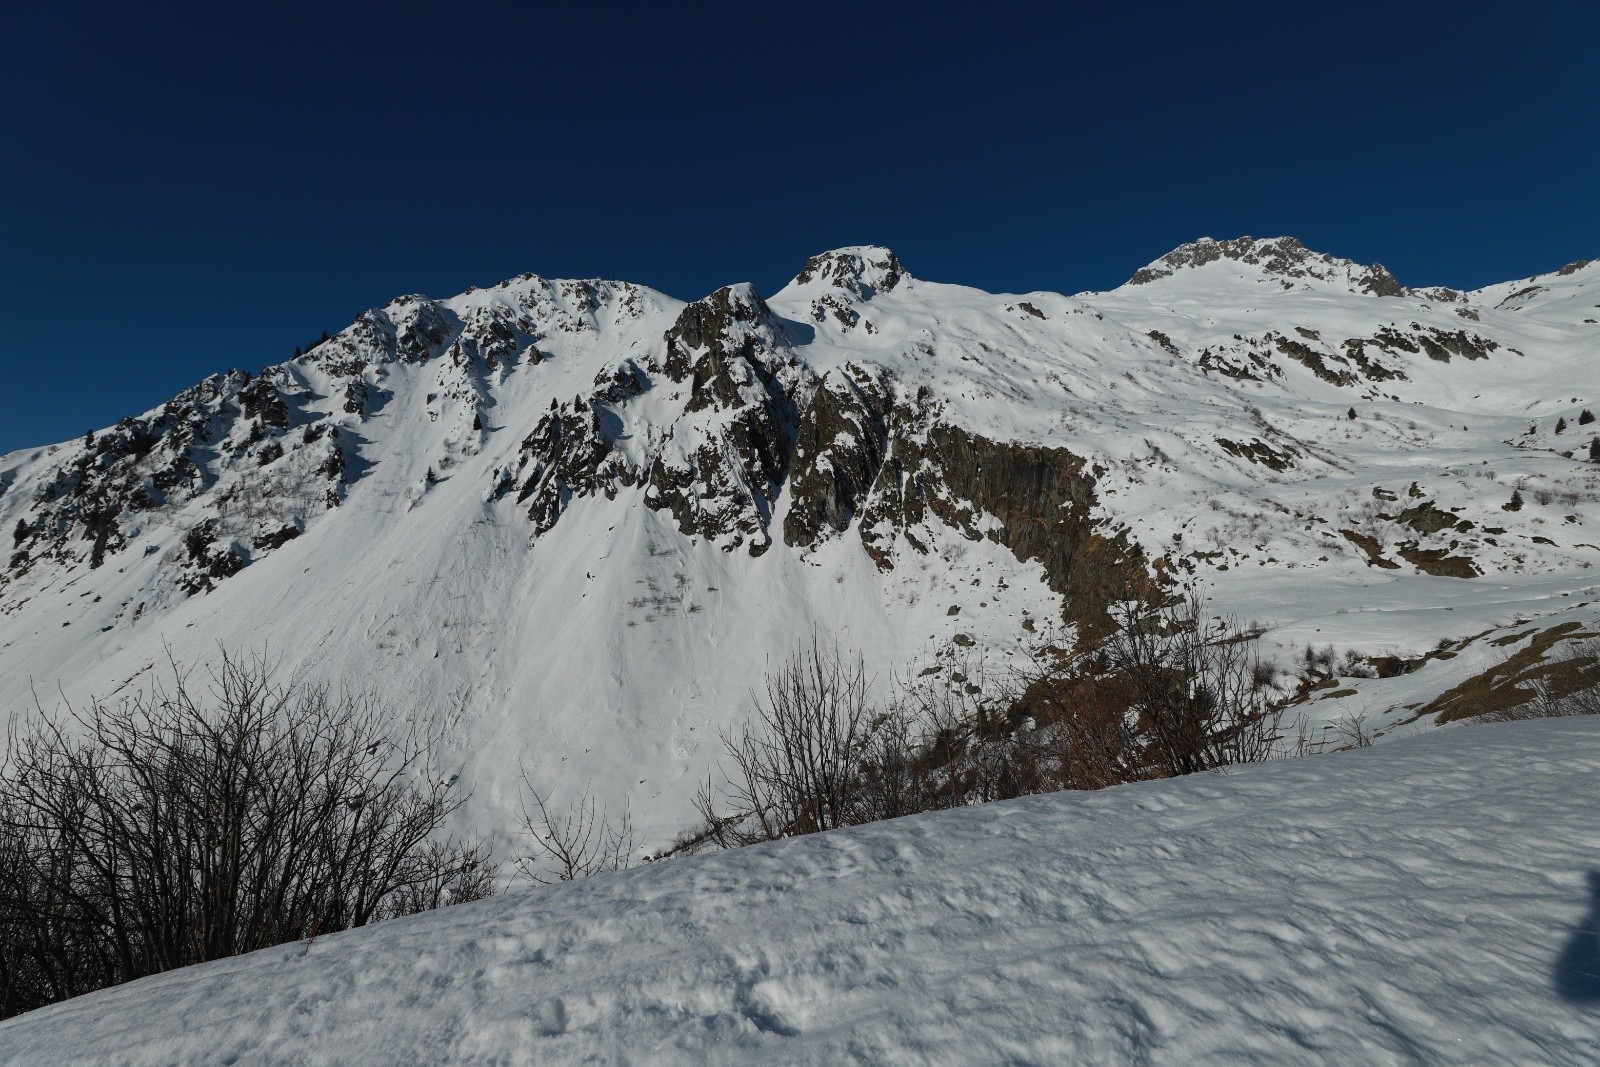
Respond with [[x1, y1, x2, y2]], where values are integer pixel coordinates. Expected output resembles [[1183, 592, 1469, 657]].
[[2, 237, 1598, 845], [3, 715, 1597, 1064]]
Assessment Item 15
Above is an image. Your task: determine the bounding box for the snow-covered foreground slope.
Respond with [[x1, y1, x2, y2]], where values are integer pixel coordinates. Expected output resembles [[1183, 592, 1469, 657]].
[[2, 238, 1598, 848], [2, 717, 1597, 1065]]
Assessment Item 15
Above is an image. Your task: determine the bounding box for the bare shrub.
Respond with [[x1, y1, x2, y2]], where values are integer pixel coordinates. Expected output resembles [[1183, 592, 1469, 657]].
[[1333, 711, 1375, 749], [516, 780, 635, 884], [1099, 591, 1284, 775], [1481, 640, 1600, 721], [694, 638, 877, 847], [1009, 589, 1286, 787], [1012, 664, 1147, 791], [693, 593, 1289, 855], [1339, 649, 1375, 678], [0, 651, 493, 1019], [887, 653, 1036, 809]]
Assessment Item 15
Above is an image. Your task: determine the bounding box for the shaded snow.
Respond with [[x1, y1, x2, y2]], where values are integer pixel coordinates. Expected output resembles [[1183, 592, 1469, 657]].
[[2, 717, 1597, 1064]]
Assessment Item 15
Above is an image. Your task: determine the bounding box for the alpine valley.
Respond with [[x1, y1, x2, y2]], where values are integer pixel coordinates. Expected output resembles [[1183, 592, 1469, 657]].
[[3, 237, 1598, 848]]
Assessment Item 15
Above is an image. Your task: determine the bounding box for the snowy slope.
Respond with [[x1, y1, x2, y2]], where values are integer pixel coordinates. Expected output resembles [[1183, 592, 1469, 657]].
[[1, 238, 1598, 847], [2, 716, 1597, 1065]]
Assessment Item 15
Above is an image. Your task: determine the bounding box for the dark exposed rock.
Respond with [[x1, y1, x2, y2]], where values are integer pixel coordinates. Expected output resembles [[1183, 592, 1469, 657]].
[[1272, 334, 1358, 386], [1335, 324, 1500, 372], [783, 365, 894, 549], [503, 286, 801, 554], [392, 299, 459, 364], [504, 398, 618, 536], [592, 360, 648, 405], [84, 508, 119, 569], [1396, 542, 1478, 578], [1128, 236, 1429, 300], [0, 362, 347, 598], [661, 285, 788, 415], [342, 381, 369, 415], [252, 524, 302, 552], [858, 421, 1147, 642], [1337, 338, 1408, 381], [1196, 342, 1275, 381], [1215, 437, 1296, 471], [791, 248, 905, 334], [791, 247, 905, 299], [239, 376, 289, 428], [1358, 265, 1404, 298], [176, 518, 248, 594], [1394, 501, 1458, 535], [1147, 330, 1179, 354], [1410, 325, 1496, 362], [1340, 530, 1400, 569]]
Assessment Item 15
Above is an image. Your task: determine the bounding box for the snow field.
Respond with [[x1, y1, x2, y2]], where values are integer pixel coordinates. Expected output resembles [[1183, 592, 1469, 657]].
[[3, 716, 1597, 1065]]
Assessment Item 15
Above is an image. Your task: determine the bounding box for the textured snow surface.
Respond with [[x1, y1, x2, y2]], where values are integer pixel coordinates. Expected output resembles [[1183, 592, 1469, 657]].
[[4, 717, 1597, 1065]]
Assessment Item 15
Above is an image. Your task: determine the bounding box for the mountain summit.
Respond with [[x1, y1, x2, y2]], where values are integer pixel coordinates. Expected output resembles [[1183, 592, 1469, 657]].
[[1124, 235, 1452, 300]]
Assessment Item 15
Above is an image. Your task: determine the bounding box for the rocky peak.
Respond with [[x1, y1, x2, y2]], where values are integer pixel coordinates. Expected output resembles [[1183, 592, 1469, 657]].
[[1127, 236, 1415, 298], [493, 283, 806, 557], [660, 283, 795, 413], [789, 246, 908, 300], [663, 283, 772, 358]]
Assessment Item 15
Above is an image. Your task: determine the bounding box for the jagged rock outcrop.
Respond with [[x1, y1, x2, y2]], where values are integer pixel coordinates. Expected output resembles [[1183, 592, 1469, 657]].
[[647, 285, 801, 553], [788, 246, 906, 333], [792, 246, 906, 298], [783, 364, 895, 549], [4, 369, 345, 588], [495, 284, 805, 555], [499, 397, 624, 535]]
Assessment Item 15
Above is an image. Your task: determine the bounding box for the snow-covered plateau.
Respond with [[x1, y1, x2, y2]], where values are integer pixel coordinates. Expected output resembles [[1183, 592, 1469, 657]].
[[2, 716, 1597, 1064], [1, 234, 1598, 850]]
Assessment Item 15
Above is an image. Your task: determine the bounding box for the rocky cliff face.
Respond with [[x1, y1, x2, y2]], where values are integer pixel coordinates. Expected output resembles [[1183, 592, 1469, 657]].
[[781, 366, 1142, 639]]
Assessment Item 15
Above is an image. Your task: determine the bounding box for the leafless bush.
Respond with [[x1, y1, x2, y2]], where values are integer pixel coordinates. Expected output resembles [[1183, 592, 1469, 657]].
[[693, 594, 1289, 855], [886, 653, 1038, 809], [694, 638, 877, 846], [691, 641, 1047, 850], [1100, 591, 1284, 775], [0, 651, 493, 1019], [516, 780, 634, 884], [1333, 711, 1375, 748]]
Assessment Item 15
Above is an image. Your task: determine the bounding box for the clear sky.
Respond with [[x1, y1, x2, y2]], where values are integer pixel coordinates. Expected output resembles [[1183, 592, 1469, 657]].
[[2, 1, 1597, 454]]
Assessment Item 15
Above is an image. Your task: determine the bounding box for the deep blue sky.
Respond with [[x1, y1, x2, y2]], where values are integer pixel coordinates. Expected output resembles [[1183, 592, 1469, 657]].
[[2, 1, 1597, 454]]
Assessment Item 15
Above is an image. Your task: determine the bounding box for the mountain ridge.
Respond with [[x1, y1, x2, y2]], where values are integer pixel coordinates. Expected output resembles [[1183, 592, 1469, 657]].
[[2, 236, 1597, 846]]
